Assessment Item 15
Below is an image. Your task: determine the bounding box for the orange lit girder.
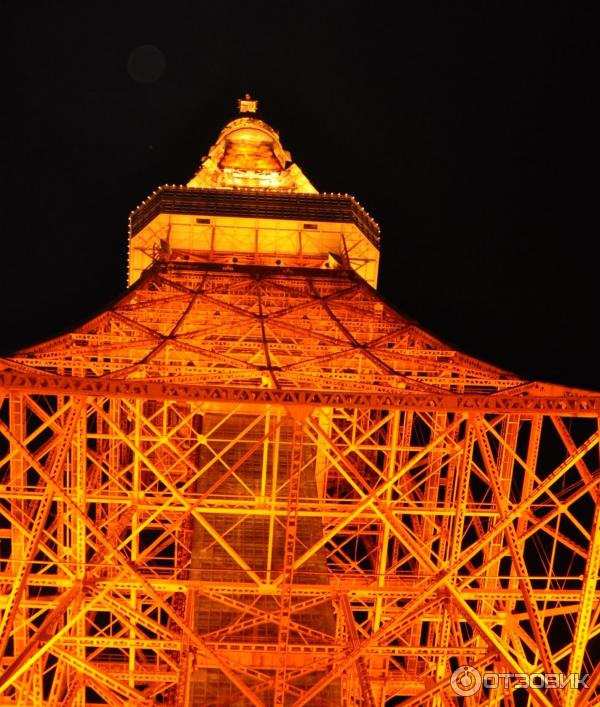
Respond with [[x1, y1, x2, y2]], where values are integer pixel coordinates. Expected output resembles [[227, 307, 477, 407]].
[[0, 383, 599, 705]]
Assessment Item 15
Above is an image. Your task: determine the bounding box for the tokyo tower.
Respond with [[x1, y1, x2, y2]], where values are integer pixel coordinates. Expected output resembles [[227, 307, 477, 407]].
[[0, 96, 599, 705]]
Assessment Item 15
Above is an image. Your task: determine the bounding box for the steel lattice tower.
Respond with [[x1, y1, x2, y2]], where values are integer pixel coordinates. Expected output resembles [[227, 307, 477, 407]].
[[0, 97, 599, 706]]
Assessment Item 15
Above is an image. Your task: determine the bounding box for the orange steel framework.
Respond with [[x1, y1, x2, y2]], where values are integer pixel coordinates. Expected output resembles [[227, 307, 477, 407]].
[[0, 97, 599, 706]]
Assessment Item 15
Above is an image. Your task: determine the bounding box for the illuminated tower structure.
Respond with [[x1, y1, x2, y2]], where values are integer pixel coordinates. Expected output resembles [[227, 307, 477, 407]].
[[0, 97, 599, 706]]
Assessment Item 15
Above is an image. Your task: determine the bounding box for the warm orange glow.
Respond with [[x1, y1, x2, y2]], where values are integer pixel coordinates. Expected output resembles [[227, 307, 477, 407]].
[[0, 98, 598, 705], [187, 99, 316, 192]]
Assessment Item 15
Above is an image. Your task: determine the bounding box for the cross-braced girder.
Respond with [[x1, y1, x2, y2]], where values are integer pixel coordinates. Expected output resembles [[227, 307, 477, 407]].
[[3, 98, 599, 705], [0, 364, 599, 704]]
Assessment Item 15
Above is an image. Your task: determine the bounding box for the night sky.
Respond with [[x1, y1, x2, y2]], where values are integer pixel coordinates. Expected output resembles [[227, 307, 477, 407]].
[[1, 3, 597, 390]]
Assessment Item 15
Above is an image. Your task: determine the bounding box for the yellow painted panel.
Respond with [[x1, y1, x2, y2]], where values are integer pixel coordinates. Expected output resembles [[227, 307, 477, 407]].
[[214, 227, 255, 252]]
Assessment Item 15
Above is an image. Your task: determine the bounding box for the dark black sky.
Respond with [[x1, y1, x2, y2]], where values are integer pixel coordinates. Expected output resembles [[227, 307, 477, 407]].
[[0, 2, 597, 389]]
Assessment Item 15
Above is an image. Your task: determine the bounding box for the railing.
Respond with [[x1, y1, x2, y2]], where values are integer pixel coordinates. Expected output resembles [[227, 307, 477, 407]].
[[130, 186, 381, 246]]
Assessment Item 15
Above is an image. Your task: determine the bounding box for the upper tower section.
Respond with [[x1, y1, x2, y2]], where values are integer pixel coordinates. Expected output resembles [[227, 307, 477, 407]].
[[187, 95, 317, 193], [128, 98, 380, 287]]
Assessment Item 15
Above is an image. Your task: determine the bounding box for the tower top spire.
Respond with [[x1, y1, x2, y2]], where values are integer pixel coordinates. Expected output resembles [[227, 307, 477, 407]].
[[130, 97, 380, 286], [238, 93, 258, 114], [187, 97, 316, 192]]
